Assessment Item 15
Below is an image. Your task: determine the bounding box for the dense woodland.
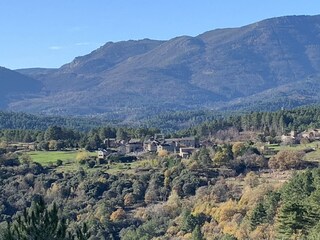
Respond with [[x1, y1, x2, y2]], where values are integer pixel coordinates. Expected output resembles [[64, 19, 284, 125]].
[[1, 106, 320, 239], [0, 111, 115, 131], [3, 105, 320, 133], [2, 105, 320, 147], [179, 105, 320, 137]]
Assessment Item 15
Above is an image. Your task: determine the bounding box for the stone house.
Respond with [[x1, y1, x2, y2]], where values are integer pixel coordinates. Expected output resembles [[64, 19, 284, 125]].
[[165, 137, 198, 148], [179, 147, 196, 158], [125, 139, 143, 153], [104, 138, 118, 148], [143, 140, 159, 152], [97, 149, 109, 160], [157, 143, 176, 153], [301, 129, 320, 140]]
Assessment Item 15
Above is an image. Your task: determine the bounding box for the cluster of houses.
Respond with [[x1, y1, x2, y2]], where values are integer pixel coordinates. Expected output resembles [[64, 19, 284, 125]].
[[281, 129, 320, 145], [98, 134, 199, 160], [98, 128, 320, 160]]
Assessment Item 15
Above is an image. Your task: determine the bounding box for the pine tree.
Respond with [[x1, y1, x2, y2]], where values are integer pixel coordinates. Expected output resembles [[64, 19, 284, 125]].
[[181, 210, 198, 233], [264, 191, 281, 223], [191, 225, 203, 240], [3, 197, 68, 240], [250, 202, 267, 230], [2, 197, 90, 240], [277, 201, 310, 238]]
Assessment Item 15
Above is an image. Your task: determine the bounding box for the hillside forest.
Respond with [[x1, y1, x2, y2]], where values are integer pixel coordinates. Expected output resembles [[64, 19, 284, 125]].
[[1, 106, 320, 239]]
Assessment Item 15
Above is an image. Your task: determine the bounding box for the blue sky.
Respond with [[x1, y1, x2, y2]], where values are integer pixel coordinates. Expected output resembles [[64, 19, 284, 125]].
[[1, 0, 320, 69]]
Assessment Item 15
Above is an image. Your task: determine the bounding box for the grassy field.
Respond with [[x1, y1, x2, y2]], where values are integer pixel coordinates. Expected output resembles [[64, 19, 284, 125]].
[[267, 141, 320, 162], [268, 141, 320, 151], [304, 148, 320, 162], [27, 150, 153, 174], [28, 150, 96, 165]]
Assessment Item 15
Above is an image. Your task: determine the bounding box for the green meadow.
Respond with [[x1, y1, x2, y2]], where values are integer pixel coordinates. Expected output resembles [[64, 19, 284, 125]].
[[267, 141, 320, 162], [26, 150, 148, 174], [27, 150, 96, 165]]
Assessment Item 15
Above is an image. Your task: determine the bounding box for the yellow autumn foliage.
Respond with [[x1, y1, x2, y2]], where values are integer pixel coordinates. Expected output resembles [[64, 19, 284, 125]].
[[110, 208, 126, 221], [211, 199, 243, 222], [76, 151, 89, 162], [183, 232, 192, 239], [232, 142, 245, 157], [166, 225, 180, 237], [97, 176, 107, 183], [193, 202, 216, 216], [166, 190, 181, 209], [220, 220, 238, 236], [238, 184, 273, 208], [158, 149, 169, 157], [124, 193, 135, 206]]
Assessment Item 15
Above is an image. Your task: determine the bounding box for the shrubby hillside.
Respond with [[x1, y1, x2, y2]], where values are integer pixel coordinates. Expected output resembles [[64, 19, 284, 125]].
[[1, 105, 320, 239]]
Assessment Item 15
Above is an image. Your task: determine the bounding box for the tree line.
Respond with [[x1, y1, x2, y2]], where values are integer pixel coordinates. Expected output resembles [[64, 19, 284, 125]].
[[177, 105, 320, 138], [3, 105, 320, 136], [0, 126, 160, 151]]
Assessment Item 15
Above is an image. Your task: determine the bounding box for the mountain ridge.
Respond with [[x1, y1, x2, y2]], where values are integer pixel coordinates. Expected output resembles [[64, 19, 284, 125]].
[[1, 14, 320, 118]]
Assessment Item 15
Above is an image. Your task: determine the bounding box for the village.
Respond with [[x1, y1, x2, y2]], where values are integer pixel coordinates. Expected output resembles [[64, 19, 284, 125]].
[[97, 127, 320, 162], [97, 134, 200, 160]]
